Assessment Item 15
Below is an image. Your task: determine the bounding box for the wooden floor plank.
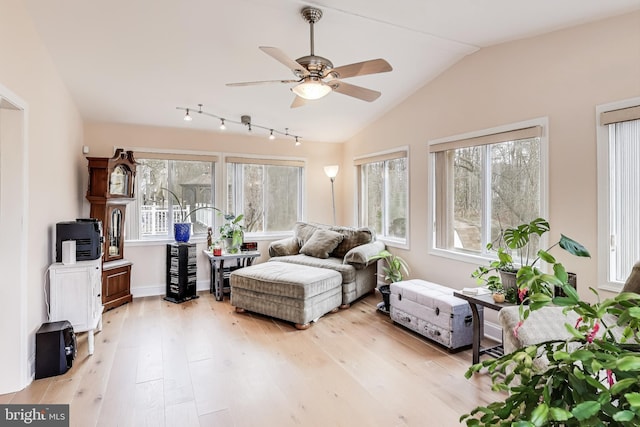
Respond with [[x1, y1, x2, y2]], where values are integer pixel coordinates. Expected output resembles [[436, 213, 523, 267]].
[[2, 292, 505, 426]]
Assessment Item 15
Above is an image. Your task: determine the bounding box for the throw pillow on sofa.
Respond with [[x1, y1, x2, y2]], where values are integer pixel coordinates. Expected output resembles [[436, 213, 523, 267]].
[[299, 229, 344, 259], [329, 226, 374, 258]]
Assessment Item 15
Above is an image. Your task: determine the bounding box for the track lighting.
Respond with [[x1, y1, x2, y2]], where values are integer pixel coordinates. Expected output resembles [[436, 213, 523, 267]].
[[176, 105, 302, 144]]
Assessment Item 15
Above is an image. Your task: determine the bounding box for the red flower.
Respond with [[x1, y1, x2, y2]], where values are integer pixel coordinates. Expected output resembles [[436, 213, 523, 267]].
[[574, 317, 583, 329], [518, 287, 528, 303], [607, 369, 615, 387], [513, 320, 523, 338], [586, 321, 600, 343]]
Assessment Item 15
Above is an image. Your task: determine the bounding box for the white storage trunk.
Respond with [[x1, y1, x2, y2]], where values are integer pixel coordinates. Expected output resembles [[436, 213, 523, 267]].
[[389, 279, 482, 350]]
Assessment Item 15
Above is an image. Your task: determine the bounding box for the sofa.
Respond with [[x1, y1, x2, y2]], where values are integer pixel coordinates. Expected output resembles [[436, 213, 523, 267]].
[[268, 222, 385, 307]]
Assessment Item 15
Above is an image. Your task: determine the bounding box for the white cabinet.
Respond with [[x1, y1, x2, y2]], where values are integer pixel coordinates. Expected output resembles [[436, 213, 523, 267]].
[[49, 259, 103, 355]]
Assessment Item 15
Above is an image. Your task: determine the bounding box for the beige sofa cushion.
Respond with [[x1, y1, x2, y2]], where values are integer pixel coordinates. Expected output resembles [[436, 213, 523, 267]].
[[299, 229, 344, 259]]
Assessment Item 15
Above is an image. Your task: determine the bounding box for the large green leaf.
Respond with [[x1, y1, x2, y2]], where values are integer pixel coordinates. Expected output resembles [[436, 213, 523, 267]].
[[617, 356, 640, 371], [572, 401, 601, 420], [625, 392, 640, 409], [530, 403, 549, 426], [613, 410, 636, 422], [549, 407, 573, 421], [559, 234, 591, 257], [610, 378, 638, 395]]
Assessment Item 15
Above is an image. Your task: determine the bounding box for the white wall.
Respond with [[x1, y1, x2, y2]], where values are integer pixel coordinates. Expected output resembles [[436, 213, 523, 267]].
[[342, 12, 640, 304], [0, 0, 85, 392]]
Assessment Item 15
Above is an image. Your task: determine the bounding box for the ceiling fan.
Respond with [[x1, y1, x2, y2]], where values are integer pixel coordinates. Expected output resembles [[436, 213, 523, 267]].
[[226, 6, 393, 108]]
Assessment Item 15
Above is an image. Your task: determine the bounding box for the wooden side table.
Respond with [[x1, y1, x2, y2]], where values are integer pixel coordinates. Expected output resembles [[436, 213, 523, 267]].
[[203, 251, 260, 301], [453, 291, 515, 364]]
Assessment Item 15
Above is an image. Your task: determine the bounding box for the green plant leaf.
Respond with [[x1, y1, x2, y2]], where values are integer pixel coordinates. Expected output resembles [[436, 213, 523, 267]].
[[548, 407, 573, 421], [530, 403, 549, 426], [559, 234, 591, 257], [625, 392, 640, 409], [571, 401, 601, 420], [617, 356, 640, 371], [610, 378, 638, 395], [613, 410, 636, 422], [537, 249, 556, 264]]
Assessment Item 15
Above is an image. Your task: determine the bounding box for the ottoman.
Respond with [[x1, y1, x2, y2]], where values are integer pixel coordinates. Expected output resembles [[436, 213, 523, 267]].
[[230, 262, 342, 329], [390, 279, 482, 350]]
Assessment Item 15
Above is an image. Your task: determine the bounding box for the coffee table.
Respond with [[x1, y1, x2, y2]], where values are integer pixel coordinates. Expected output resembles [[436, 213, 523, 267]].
[[453, 291, 515, 364]]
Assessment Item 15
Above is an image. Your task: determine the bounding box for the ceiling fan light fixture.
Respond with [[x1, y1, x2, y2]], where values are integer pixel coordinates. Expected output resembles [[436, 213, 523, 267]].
[[292, 79, 332, 100], [183, 108, 193, 121], [219, 119, 226, 130]]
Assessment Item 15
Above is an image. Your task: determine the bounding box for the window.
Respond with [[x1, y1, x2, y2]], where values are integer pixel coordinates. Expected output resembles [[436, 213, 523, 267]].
[[355, 150, 408, 244], [597, 100, 640, 290], [126, 153, 218, 240], [429, 121, 547, 260], [226, 157, 304, 235]]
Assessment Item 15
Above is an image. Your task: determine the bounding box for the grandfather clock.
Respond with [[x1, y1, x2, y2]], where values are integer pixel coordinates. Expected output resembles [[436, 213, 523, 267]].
[[86, 149, 137, 311]]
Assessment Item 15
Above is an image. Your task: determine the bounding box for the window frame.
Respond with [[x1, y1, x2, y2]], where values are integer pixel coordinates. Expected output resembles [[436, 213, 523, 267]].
[[596, 97, 640, 292], [354, 147, 410, 248], [123, 148, 220, 243], [224, 154, 306, 239], [427, 117, 549, 265]]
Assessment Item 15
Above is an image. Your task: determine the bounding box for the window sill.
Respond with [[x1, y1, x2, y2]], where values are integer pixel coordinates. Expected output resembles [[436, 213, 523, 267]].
[[378, 237, 408, 250], [428, 246, 497, 267]]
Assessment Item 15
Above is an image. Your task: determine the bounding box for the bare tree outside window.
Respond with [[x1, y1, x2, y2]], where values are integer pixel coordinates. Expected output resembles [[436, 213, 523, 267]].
[[449, 137, 540, 255], [133, 158, 215, 238], [360, 156, 408, 241], [228, 162, 303, 233]]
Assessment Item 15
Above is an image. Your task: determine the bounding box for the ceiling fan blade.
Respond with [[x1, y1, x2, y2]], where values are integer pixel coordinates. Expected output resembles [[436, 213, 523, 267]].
[[226, 79, 299, 87], [326, 58, 392, 79], [259, 46, 310, 77], [290, 96, 308, 109], [330, 81, 381, 102]]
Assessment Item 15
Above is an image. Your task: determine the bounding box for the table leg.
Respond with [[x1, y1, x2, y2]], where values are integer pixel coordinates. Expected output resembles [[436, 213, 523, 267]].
[[216, 260, 225, 301], [209, 258, 215, 294], [468, 302, 481, 364], [87, 329, 95, 355]]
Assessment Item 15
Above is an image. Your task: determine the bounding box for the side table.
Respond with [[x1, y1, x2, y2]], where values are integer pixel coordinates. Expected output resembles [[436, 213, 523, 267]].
[[453, 291, 515, 364], [203, 250, 260, 301]]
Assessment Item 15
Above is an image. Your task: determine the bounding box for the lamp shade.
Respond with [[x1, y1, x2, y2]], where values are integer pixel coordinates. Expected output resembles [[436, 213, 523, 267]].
[[324, 165, 339, 178], [292, 79, 332, 100]]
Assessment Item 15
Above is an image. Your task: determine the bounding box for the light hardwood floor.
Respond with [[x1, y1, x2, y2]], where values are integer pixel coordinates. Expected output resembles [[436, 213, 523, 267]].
[[1, 292, 503, 427]]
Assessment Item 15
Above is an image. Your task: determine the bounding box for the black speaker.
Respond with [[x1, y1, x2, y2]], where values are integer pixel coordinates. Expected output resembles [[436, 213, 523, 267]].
[[35, 321, 77, 379]]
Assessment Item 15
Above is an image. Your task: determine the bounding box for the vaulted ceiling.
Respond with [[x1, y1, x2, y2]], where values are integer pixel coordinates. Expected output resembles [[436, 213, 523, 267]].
[[24, 0, 640, 142]]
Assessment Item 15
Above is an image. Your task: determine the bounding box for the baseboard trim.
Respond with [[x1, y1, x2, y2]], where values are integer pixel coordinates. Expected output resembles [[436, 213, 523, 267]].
[[484, 320, 502, 342], [131, 279, 211, 298]]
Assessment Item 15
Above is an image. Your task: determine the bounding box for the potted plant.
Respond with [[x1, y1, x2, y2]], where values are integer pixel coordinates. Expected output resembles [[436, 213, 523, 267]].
[[461, 270, 640, 425], [472, 218, 590, 303], [218, 213, 244, 254], [162, 187, 221, 242], [368, 249, 409, 313]]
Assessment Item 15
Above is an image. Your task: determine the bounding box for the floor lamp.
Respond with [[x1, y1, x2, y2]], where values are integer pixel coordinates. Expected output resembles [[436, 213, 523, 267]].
[[324, 165, 339, 225]]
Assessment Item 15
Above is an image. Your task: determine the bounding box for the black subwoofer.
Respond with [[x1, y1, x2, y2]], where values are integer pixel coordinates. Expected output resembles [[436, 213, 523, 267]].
[[35, 321, 76, 379]]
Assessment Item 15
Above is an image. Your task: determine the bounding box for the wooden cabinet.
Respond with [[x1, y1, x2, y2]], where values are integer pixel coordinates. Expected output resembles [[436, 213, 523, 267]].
[[49, 259, 103, 355], [102, 260, 133, 311], [86, 149, 137, 310]]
